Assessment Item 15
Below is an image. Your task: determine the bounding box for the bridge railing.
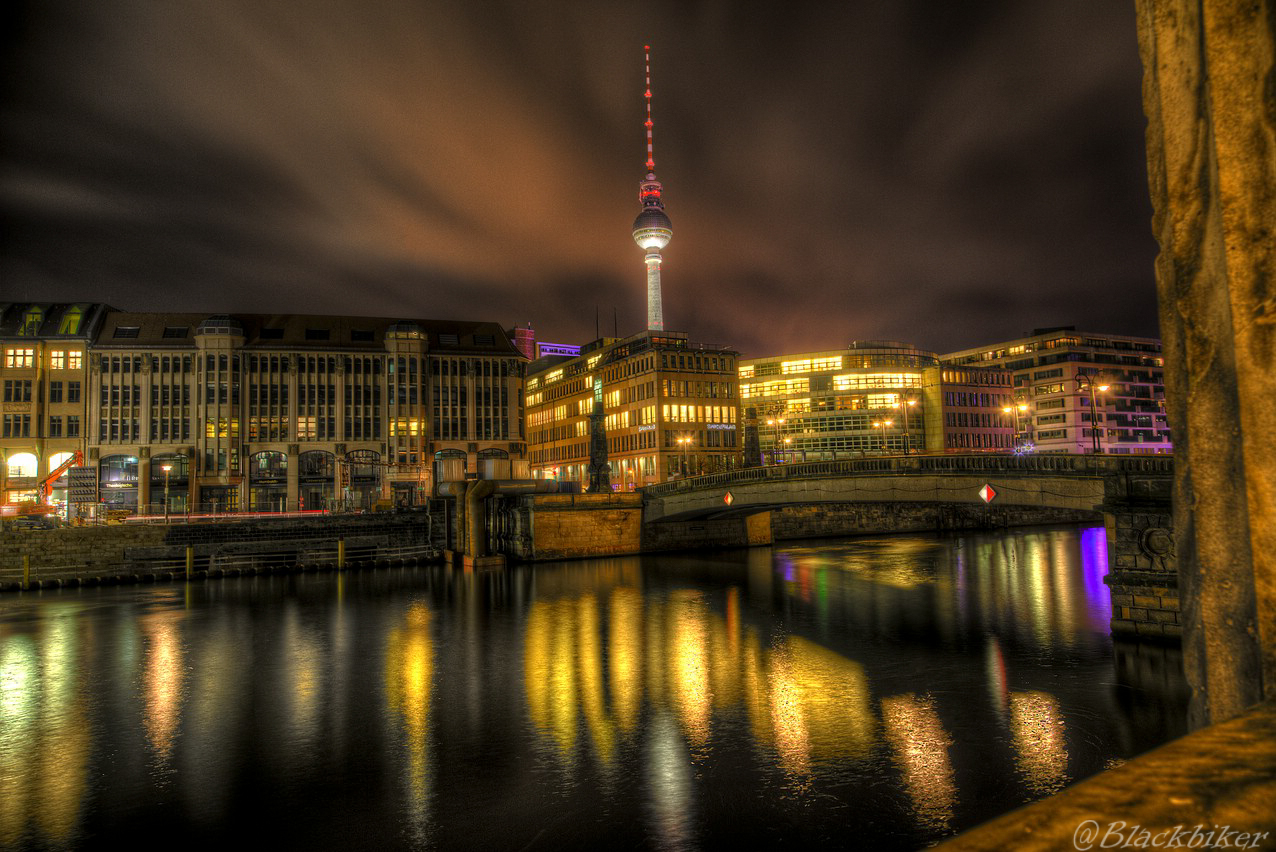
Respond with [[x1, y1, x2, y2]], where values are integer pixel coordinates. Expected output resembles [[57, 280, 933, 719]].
[[640, 453, 1173, 498]]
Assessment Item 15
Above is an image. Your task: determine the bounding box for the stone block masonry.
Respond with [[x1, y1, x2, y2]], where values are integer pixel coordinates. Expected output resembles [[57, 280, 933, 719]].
[[1103, 505, 1179, 639], [0, 507, 444, 589]]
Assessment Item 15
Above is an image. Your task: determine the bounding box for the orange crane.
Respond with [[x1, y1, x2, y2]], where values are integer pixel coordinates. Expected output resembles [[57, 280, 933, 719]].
[[39, 450, 83, 499]]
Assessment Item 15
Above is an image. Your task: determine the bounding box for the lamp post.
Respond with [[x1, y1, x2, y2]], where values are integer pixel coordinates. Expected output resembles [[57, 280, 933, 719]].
[[765, 416, 786, 466], [894, 397, 917, 454], [1002, 399, 1030, 452], [677, 434, 692, 477], [782, 436, 792, 464], [160, 463, 172, 522], [1073, 371, 1111, 453], [871, 418, 894, 454]]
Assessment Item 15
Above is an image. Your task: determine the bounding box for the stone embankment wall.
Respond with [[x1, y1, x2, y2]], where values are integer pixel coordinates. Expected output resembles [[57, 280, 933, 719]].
[[1, 508, 442, 584], [498, 493, 644, 561]]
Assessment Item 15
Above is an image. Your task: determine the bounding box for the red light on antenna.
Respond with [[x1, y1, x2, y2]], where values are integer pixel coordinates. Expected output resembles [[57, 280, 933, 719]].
[[644, 45, 650, 50]]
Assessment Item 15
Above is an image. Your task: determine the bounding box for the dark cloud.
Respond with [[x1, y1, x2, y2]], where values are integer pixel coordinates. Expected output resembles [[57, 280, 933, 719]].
[[1, 0, 1159, 357]]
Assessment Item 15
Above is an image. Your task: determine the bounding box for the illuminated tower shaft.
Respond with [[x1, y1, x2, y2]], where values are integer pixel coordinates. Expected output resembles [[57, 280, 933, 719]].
[[632, 45, 672, 332]]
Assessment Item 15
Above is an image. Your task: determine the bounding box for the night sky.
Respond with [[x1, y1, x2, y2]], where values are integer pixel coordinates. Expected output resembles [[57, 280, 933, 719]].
[[1, 0, 1161, 357]]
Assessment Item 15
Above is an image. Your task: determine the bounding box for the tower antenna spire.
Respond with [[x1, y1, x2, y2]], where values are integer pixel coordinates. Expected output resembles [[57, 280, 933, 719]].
[[644, 45, 656, 173], [632, 44, 672, 332]]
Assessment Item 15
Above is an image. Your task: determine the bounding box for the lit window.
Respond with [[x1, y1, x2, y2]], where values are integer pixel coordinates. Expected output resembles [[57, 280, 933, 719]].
[[50, 351, 66, 370], [68, 351, 82, 369], [5, 349, 34, 368]]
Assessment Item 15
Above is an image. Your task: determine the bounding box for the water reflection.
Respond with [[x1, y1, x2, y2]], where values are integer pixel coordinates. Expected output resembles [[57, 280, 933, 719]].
[[0, 525, 1188, 851]]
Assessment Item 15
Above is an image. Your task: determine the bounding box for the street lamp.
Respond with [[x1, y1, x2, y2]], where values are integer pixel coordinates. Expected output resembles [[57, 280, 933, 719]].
[[676, 434, 693, 477], [1073, 371, 1111, 454], [894, 397, 917, 454], [765, 416, 786, 466], [871, 418, 894, 454], [1002, 399, 1030, 452], [160, 463, 172, 522], [782, 436, 792, 464]]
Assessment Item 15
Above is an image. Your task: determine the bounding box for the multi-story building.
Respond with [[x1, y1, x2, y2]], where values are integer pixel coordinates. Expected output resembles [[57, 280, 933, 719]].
[[526, 330, 739, 488], [739, 342, 943, 460], [82, 311, 526, 515], [941, 328, 1171, 454], [924, 365, 1017, 453], [2, 303, 110, 508]]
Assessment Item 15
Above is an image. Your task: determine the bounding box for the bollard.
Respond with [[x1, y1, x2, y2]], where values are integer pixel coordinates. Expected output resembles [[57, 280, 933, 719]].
[[186, 545, 194, 580], [22, 554, 31, 591], [338, 537, 346, 570]]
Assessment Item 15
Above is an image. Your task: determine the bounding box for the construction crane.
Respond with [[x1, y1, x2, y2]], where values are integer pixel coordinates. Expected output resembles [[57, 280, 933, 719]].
[[39, 450, 83, 499]]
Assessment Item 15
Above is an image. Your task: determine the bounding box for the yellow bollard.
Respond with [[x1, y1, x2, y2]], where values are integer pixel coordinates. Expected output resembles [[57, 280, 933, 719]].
[[337, 537, 345, 570], [186, 545, 194, 580], [22, 554, 31, 591]]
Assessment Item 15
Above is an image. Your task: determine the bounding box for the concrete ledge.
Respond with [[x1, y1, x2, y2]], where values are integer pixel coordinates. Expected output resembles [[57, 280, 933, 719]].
[[937, 700, 1276, 850]]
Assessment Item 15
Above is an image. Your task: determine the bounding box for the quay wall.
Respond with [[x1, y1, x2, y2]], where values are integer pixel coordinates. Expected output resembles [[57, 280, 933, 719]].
[[1, 508, 443, 584]]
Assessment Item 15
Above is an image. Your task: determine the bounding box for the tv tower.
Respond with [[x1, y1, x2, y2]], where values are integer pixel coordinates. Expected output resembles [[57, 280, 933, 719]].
[[632, 45, 672, 332]]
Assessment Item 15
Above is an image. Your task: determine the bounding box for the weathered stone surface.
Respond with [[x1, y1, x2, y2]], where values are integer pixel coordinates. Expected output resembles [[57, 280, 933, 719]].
[[936, 699, 1276, 851], [1136, 0, 1276, 726]]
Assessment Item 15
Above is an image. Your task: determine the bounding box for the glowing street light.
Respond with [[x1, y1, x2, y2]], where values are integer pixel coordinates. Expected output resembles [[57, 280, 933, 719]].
[[894, 397, 918, 454], [1002, 399, 1030, 452], [160, 463, 173, 522], [871, 418, 894, 454], [1073, 372, 1111, 454], [676, 434, 694, 477], [765, 416, 786, 466]]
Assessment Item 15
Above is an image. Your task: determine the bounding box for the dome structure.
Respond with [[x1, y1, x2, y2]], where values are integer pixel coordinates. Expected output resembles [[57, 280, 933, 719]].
[[632, 207, 673, 250]]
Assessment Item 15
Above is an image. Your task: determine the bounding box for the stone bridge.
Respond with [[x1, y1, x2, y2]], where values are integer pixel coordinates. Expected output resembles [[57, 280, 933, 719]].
[[639, 453, 1177, 639]]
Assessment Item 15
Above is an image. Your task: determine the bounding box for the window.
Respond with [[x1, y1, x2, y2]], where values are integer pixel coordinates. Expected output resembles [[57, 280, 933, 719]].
[[68, 351, 82, 369], [3, 380, 32, 402], [259, 328, 284, 340], [67, 416, 80, 437], [67, 382, 81, 403], [113, 326, 140, 339], [49, 382, 63, 404], [57, 305, 85, 335], [351, 329, 374, 342], [5, 348, 34, 368], [19, 307, 43, 336], [162, 326, 189, 338], [50, 350, 66, 370], [305, 328, 330, 341], [49, 416, 63, 437]]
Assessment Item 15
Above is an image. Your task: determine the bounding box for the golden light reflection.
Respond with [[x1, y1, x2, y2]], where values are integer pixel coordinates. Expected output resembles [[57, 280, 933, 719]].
[[577, 595, 616, 764], [668, 591, 712, 750], [1009, 691, 1069, 796], [608, 588, 643, 735], [0, 637, 39, 848], [525, 587, 875, 783], [281, 610, 323, 756], [762, 637, 875, 778], [34, 614, 90, 845], [385, 602, 435, 844], [881, 693, 957, 832], [524, 599, 579, 759], [141, 612, 186, 772]]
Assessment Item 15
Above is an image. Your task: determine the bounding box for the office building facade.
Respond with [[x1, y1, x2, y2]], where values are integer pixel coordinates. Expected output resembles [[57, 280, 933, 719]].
[[941, 328, 1171, 454], [526, 331, 739, 488]]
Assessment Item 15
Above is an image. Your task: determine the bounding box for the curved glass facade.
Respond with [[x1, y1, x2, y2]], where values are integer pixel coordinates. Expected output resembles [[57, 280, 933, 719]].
[[739, 342, 938, 461]]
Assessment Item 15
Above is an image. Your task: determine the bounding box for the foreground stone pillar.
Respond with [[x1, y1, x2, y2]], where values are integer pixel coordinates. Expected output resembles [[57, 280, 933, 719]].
[[1135, 0, 1276, 727]]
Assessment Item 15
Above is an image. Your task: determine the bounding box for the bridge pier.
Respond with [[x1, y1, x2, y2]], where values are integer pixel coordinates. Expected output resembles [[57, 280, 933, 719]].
[[1103, 505, 1179, 639]]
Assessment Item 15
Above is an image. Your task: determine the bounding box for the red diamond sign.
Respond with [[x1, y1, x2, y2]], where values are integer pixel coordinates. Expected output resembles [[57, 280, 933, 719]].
[[724, 491, 734, 506], [979, 484, 997, 503]]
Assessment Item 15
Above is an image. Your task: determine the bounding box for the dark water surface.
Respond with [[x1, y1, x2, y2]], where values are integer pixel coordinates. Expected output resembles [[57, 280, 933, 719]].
[[0, 525, 1188, 850]]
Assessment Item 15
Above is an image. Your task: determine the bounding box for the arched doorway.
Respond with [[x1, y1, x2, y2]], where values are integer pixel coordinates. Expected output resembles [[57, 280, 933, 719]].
[[433, 449, 467, 490], [343, 450, 382, 510], [99, 455, 139, 512], [248, 451, 288, 511], [299, 451, 335, 511], [149, 454, 190, 514]]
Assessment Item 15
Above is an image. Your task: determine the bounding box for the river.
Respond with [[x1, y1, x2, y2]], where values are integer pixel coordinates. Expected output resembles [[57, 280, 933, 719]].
[[0, 523, 1188, 850]]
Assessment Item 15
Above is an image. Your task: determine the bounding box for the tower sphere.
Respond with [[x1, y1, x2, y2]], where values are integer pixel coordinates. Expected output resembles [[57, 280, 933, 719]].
[[632, 207, 673, 250]]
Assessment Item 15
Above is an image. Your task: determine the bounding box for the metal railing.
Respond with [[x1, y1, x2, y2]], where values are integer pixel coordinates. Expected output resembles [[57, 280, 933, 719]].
[[640, 452, 1174, 498]]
